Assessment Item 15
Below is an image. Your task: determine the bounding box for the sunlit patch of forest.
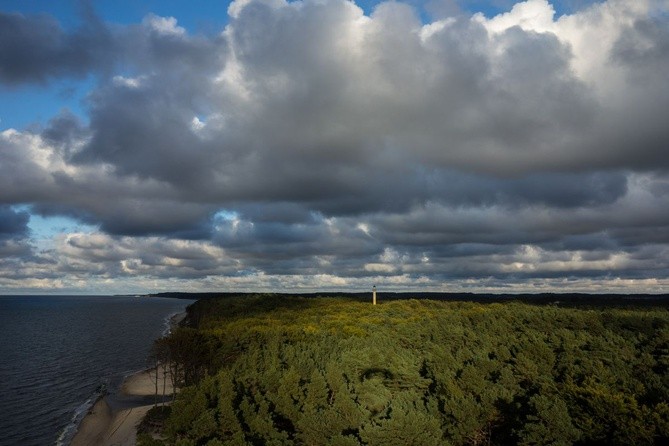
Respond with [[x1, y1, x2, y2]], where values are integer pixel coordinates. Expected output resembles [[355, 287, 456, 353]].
[[139, 295, 669, 446]]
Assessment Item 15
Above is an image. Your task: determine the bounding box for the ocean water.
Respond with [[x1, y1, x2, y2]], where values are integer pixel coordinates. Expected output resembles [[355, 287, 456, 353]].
[[0, 295, 195, 446]]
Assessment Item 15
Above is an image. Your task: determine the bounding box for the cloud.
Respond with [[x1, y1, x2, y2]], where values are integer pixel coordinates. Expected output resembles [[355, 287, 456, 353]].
[[1, 0, 669, 292], [0, 206, 29, 240], [0, 206, 32, 262], [0, 127, 216, 238], [0, 11, 113, 84]]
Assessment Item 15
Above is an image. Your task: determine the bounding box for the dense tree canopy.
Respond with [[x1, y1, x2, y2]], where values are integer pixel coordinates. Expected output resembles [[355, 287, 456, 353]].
[[139, 295, 669, 445]]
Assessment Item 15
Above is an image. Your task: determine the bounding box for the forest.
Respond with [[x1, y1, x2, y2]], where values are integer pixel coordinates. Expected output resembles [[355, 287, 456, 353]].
[[139, 295, 669, 445]]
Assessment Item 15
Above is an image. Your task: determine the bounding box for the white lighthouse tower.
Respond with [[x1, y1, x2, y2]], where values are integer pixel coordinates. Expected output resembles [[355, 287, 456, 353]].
[[372, 285, 377, 305]]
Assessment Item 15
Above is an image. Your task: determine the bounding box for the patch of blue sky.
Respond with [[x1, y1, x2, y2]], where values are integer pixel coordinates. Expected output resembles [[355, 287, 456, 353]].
[[214, 209, 239, 221], [27, 212, 97, 250], [98, 0, 230, 33], [29, 212, 96, 236], [2, 0, 80, 27]]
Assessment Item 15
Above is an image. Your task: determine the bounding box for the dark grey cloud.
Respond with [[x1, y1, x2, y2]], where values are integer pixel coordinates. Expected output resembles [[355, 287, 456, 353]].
[[0, 206, 31, 261], [76, 83, 211, 184], [0, 127, 219, 238], [213, 214, 380, 260], [613, 17, 669, 75], [240, 203, 317, 224], [0, 11, 113, 85], [41, 110, 88, 157], [0, 206, 29, 240], [69, 20, 229, 188], [124, 15, 228, 72], [31, 200, 216, 239]]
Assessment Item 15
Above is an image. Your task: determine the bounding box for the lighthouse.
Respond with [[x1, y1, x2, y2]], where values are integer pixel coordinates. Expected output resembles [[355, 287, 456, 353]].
[[372, 285, 377, 305]]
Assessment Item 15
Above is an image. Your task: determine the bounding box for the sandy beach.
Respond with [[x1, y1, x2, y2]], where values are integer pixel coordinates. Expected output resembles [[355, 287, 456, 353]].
[[70, 309, 185, 446], [71, 365, 174, 446]]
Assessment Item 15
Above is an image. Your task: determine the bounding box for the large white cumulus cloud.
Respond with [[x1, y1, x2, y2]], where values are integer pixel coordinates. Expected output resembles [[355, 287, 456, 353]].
[[1, 0, 669, 293]]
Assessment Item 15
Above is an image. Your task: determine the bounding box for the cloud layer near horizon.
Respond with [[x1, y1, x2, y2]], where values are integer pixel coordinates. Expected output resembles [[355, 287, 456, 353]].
[[1, 0, 669, 293]]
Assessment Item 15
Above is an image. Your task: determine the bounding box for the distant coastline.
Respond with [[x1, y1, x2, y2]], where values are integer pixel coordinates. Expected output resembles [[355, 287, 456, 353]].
[[144, 291, 669, 307]]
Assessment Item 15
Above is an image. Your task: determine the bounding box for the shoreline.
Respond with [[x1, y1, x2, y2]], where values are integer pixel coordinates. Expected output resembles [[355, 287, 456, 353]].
[[70, 365, 174, 446], [69, 310, 185, 446], [165, 311, 188, 335]]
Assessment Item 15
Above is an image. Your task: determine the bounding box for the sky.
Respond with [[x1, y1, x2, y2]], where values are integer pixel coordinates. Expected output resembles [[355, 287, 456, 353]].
[[1, 0, 669, 295]]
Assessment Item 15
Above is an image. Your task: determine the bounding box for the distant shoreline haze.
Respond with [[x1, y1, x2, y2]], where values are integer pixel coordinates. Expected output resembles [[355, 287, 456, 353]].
[[147, 291, 669, 307]]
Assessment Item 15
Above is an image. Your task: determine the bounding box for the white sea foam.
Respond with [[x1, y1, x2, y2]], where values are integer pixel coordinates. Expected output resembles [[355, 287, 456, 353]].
[[162, 311, 187, 336], [55, 383, 106, 446]]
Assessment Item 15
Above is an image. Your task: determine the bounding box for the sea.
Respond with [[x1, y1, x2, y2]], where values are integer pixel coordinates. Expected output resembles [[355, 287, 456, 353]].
[[0, 295, 196, 446]]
